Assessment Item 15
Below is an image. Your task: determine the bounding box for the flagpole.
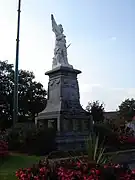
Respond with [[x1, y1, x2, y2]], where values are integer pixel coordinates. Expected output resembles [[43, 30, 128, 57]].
[[13, 0, 21, 127]]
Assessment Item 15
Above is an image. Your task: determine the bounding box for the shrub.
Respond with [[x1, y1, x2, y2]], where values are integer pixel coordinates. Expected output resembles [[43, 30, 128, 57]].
[[22, 127, 56, 155], [93, 123, 116, 143], [93, 123, 135, 151], [7, 126, 56, 155], [0, 130, 9, 141]]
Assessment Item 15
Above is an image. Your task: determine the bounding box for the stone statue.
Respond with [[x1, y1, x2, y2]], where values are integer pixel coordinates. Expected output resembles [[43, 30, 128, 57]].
[[51, 14, 73, 69]]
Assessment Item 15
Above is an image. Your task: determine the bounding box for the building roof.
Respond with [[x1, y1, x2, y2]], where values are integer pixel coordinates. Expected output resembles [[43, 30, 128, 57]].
[[104, 111, 118, 121]]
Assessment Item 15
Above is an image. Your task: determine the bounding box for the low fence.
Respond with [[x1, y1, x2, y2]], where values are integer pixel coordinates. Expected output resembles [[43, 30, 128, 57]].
[[47, 149, 135, 165], [104, 149, 135, 164]]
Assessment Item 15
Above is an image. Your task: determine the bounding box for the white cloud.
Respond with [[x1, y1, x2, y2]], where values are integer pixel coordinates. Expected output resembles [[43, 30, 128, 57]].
[[79, 83, 135, 111]]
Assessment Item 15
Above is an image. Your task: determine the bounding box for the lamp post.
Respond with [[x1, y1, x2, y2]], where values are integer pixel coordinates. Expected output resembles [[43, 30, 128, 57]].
[[13, 0, 21, 127]]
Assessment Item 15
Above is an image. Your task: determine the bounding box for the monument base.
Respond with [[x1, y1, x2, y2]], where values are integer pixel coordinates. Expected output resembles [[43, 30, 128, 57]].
[[36, 66, 92, 133]]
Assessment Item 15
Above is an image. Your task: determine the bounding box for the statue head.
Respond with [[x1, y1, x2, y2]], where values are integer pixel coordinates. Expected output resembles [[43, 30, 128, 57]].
[[58, 24, 63, 33]]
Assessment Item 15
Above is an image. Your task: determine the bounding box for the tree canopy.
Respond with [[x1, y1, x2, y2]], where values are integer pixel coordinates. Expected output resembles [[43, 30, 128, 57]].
[[118, 98, 135, 122], [0, 60, 47, 128], [86, 100, 105, 123]]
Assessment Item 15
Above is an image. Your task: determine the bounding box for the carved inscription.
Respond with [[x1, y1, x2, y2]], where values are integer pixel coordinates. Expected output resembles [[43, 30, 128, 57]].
[[63, 79, 78, 89], [62, 78, 80, 101]]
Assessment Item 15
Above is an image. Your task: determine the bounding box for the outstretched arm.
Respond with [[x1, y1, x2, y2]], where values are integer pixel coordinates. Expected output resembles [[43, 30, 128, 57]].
[[51, 14, 60, 34], [51, 14, 57, 26]]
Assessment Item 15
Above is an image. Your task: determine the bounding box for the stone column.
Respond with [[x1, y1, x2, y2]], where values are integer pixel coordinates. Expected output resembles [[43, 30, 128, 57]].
[[73, 119, 76, 131], [57, 116, 61, 132], [48, 120, 53, 128]]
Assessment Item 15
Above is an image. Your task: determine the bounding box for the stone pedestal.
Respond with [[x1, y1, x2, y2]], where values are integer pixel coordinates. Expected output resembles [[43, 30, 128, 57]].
[[36, 66, 91, 132]]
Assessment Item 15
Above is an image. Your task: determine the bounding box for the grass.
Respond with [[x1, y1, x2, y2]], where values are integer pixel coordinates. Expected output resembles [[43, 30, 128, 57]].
[[0, 153, 42, 180]]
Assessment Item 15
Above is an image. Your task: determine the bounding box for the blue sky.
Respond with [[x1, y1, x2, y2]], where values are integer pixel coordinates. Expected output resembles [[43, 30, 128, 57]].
[[0, 0, 134, 111]]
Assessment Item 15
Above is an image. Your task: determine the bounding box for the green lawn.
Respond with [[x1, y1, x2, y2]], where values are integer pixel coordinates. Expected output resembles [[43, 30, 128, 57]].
[[0, 153, 42, 180]]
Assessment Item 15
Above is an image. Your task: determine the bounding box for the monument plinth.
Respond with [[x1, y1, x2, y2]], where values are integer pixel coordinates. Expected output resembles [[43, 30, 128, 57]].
[[37, 66, 91, 132], [36, 15, 91, 134]]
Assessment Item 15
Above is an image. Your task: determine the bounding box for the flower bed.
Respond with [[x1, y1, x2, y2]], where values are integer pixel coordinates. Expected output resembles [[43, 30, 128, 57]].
[[119, 135, 135, 144], [16, 158, 135, 180], [0, 140, 8, 158]]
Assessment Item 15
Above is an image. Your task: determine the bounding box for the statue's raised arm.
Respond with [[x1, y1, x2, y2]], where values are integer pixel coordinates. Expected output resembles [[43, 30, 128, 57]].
[[51, 14, 61, 35]]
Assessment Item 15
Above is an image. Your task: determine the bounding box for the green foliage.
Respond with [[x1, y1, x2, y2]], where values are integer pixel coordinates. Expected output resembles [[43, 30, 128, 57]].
[[93, 123, 115, 137], [18, 70, 47, 121], [86, 134, 107, 164], [0, 60, 47, 128], [7, 126, 56, 155], [118, 98, 135, 122], [86, 100, 105, 123], [93, 123, 121, 149], [0, 60, 14, 127]]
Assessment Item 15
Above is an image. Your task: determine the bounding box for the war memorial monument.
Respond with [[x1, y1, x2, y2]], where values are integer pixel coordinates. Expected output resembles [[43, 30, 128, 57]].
[[36, 15, 92, 149]]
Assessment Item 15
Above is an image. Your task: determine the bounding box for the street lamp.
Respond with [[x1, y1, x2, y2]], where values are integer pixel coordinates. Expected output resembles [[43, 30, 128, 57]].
[[13, 0, 21, 127]]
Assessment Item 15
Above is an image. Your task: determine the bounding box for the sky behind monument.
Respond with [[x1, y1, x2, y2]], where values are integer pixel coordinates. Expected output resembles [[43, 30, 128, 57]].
[[0, 0, 134, 111]]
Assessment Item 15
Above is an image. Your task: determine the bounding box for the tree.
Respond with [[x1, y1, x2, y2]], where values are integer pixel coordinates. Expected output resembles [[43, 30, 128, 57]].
[[86, 101, 105, 123], [0, 60, 47, 128], [0, 60, 14, 128], [118, 98, 135, 122], [18, 70, 47, 121]]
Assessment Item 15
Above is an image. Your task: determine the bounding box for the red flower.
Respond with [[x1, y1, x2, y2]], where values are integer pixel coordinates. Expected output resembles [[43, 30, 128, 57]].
[[95, 169, 100, 175], [15, 158, 135, 180], [77, 161, 81, 168], [0, 140, 8, 158]]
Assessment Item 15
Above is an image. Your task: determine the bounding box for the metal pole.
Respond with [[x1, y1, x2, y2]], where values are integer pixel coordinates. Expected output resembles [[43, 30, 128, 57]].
[[13, 0, 21, 127]]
